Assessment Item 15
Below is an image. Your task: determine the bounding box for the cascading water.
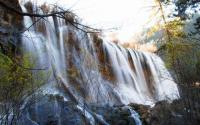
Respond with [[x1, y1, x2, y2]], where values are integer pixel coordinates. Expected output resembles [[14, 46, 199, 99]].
[[18, 1, 179, 124], [101, 42, 179, 105]]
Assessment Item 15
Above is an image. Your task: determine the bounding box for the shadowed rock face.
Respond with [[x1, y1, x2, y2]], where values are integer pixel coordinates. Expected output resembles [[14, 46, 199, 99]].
[[18, 94, 141, 125], [0, 1, 21, 26], [89, 104, 138, 125], [18, 95, 90, 125], [17, 95, 200, 125], [0, 0, 22, 27], [0, 0, 23, 55], [129, 99, 200, 125]]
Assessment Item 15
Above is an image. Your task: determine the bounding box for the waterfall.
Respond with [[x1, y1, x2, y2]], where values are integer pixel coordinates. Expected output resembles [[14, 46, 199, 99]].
[[20, 0, 179, 106], [101, 42, 179, 105], [19, 1, 179, 124], [21, 4, 69, 94]]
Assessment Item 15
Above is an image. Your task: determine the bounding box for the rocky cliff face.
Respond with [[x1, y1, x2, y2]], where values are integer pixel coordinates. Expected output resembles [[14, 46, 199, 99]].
[[0, 0, 23, 55]]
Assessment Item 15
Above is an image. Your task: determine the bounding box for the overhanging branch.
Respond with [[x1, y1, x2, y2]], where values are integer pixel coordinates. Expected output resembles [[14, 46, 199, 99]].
[[0, 1, 101, 33]]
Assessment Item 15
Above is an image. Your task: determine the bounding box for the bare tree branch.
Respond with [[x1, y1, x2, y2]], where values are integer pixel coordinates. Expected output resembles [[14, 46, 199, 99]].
[[0, 1, 101, 34]]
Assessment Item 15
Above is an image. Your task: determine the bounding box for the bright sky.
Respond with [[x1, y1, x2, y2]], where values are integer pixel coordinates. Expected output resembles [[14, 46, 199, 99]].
[[21, 0, 156, 42]]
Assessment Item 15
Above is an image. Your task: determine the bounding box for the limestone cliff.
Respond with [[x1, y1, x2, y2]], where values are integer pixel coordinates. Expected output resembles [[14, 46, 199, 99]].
[[0, 0, 23, 55]]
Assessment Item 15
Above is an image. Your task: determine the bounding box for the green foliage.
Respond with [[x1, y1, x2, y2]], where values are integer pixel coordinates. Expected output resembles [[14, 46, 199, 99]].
[[0, 52, 47, 103], [156, 19, 200, 83], [165, 19, 186, 38], [147, 12, 200, 83]]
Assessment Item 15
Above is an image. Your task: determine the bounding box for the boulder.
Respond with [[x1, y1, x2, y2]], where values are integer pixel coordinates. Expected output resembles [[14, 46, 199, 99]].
[[18, 94, 90, 125]]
